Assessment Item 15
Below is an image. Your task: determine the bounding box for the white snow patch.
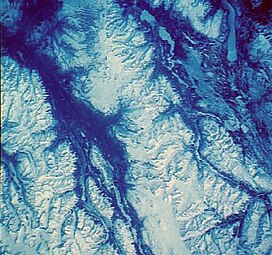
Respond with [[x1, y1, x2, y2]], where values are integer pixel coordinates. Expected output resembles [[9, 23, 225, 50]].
[[128, 187, 191, 255]]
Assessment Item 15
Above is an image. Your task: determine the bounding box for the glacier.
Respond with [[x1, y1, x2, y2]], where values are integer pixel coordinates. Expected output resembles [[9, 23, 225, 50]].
[[1, 0, 272, 254]]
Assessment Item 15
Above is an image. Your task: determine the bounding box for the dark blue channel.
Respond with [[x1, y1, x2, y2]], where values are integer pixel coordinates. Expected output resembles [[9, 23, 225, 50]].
[[1, 1, 153, 254], [116, 0, 272, 237], [117, 0, 272, 174]]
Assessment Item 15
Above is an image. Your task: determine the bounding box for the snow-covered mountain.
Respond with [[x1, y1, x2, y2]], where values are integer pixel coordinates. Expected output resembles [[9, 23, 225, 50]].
[[1, 0, 272, 254]]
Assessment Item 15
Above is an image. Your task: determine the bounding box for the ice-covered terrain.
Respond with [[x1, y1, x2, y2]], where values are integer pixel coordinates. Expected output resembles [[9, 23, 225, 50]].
[[1, 0, 272, 254]]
